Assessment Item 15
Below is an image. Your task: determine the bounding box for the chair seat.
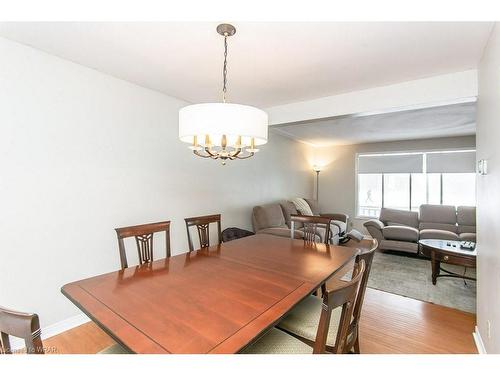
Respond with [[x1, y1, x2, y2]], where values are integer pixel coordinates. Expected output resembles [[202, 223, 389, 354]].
[[98, 343, 128, 354], [278, 295, 342, 347], [241, 328, 313, 354]]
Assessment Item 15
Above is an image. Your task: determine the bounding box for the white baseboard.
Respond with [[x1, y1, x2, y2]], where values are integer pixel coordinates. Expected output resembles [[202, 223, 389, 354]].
[[10, 313, 90, 351], [473, 326, 487, 354]]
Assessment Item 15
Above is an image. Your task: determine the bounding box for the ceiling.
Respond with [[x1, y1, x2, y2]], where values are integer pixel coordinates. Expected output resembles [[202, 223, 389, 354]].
[[272, 102, 476, 146], [0, 22, 493, 107]]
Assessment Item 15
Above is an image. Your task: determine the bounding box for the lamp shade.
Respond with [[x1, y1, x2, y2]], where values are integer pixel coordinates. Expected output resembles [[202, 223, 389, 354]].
[[179, 103, 268, 147]]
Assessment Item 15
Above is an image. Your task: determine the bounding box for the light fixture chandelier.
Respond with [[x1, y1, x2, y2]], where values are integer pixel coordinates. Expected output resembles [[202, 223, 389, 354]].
[[178, 24, 268, 164]]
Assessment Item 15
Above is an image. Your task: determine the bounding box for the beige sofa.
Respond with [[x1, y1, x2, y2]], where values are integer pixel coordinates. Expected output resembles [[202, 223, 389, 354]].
[[364, 205, 476, 254], [252, 199, 348, 245]]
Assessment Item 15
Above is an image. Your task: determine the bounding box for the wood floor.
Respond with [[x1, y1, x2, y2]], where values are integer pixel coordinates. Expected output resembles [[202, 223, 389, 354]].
[[43, 288, 477, 354]]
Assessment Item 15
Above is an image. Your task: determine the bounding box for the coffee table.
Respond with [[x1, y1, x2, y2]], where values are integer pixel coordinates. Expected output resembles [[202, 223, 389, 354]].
[[419, 239, 477, 285]]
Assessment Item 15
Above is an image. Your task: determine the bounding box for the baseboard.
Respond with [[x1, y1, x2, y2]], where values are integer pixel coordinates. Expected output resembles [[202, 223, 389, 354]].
[[473, 326, 487, 354], [10, 313, 90, 351]]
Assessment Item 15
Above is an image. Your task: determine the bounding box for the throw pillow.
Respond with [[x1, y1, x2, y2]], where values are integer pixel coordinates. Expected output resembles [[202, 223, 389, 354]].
[[291, 198, 314, 216]]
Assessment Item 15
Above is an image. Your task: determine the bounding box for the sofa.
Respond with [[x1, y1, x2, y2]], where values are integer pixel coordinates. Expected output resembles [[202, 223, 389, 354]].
[[252, 199, 348, 245], [364, 205, 476, 254]]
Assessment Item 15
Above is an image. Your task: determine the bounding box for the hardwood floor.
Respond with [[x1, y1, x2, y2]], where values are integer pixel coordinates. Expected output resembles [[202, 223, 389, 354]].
[[359, 288, 476, 354], [43, 288, 476, 354]]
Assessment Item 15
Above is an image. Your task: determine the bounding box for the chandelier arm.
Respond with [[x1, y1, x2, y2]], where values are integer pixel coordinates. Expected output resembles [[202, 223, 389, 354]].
[[193, 150, 212, 158], [205, 147, 217, 157], [234, 152, 255, 160], [230, 149, 241, 158]]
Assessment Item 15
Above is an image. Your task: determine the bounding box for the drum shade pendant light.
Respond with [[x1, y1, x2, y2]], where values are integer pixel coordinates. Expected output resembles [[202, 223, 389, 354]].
[[178, 24, 268, 164]]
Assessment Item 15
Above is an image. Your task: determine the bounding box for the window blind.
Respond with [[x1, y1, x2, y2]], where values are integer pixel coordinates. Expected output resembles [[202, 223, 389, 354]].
[[357, 153, 424, 173], [426, 151, 476, 173]]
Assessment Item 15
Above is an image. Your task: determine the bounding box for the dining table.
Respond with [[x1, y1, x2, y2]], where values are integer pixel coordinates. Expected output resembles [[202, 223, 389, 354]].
[[61, 233, 359, 354]]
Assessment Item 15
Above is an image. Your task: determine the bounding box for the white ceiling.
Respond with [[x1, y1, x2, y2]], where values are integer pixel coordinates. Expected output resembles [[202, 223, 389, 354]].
[[272, 102, 476, 146], [0, 22, 493, 107]]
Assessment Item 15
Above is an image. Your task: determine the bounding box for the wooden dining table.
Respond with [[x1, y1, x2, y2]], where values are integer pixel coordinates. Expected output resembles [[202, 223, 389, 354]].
[[61, 234, 359, 354]]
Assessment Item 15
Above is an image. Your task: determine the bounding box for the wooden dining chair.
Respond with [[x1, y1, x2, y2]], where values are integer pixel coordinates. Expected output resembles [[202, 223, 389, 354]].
[[290, 214, 332, 245], [0, 306, 128, 354], [242, 260, 366, 354], [279, 238, 378, 354], [115, 220, 171, 269], [0, 306, 43, 354], [334, 238, 378, 353], [184, 214, 222, 252]]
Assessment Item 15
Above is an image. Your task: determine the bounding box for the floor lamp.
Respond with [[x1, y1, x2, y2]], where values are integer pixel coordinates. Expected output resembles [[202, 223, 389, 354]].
[[313, 165, 321, 202]]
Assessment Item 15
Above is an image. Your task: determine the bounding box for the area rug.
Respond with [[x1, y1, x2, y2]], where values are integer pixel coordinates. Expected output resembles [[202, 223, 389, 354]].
[[366, 251, 476, 313]]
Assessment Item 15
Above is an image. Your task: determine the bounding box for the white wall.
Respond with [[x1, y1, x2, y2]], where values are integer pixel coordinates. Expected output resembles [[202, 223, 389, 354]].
[[0, 37, 312, 329], [311, 136, 476, 232], [476, 24, 500, 353]]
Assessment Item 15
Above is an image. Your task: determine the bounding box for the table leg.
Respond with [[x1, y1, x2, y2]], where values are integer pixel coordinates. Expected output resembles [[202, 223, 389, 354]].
[[430, 251, 440, 285]]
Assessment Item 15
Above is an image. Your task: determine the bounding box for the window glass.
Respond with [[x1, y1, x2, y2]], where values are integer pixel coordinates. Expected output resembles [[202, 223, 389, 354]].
[[442, 173, 476, 206], [427, 173, 441, 205], [357, 174, 382, 217], [411, 173, 426, 211], [383, 174, 410, 211]]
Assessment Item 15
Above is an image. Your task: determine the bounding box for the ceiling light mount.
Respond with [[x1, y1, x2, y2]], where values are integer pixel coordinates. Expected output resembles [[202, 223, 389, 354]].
[[216, 23, 236, 37]]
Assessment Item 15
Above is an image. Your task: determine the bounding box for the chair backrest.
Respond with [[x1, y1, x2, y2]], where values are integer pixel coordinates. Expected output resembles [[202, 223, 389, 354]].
[[115, 220, 171, 269], [290, 214, 331, 245], [0, 306, 43, 354], [313, 260, 366, 354], [346, 239, 377, 349], [185, 214, 222, 251]]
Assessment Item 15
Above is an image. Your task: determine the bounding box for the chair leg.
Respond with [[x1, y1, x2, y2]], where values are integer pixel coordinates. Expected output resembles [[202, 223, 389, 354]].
[[353, 336, 360, 354]]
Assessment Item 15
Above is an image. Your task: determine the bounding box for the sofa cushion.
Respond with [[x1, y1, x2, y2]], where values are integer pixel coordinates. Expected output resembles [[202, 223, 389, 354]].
[[380, 208, 419, 228], [257, 227, 302, 238], [419, 229, 459, 241], [419, 204, 457, 232], [457, 206, 476, 234], [419, 222, 458, 233], [382, 225, 419, 242], [291, 198, 314, 216], [280, 201, 302, 228], [252, 204, 287, 232], [459, 232, 476, 242], [304, 198, 321, 215]]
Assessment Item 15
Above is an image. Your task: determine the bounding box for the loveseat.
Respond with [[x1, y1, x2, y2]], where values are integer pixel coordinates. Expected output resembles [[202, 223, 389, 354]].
[[364, 205, 476, 254], [252, 198, 348, 245]]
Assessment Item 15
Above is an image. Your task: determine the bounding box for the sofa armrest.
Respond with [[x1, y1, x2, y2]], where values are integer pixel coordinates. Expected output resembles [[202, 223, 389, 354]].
[[363, 219, 385, 242], [320, 213, 349, 223], [364, 219, 385, 230]]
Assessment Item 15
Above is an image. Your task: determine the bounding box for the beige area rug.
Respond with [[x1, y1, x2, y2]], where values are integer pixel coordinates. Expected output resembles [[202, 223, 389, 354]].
[[366, 251, 476, 313]]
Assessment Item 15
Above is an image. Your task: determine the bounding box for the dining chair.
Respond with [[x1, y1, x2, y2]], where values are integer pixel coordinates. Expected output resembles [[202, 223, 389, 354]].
[[184, 214, 222, 252], [1, 306, 43, 354], [115, 220, 171, 270], [278, 238, 378, 354], [242, 259, 366, 354], [0, 306, 127, 354], [290, 214, 332, 244]]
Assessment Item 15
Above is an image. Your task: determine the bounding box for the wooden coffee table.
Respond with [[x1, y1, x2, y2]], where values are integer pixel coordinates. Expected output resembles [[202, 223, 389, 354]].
[[419, 239, 476, 285]]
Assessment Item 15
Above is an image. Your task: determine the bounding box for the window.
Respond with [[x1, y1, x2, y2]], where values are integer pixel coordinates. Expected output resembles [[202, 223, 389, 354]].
[[383, 174, 410, 211], [356, 150, 476, 218], [357, 174, 382, 217], [442, 173, 476, 206]]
